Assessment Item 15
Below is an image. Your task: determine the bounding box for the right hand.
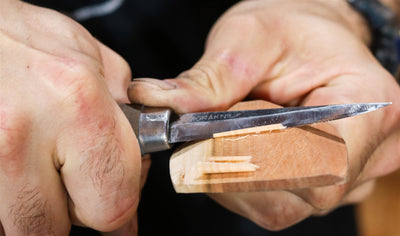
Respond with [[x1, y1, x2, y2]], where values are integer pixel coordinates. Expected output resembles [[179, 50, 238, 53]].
[[0, 0, 141, 234], [129, 0, 400, 230]]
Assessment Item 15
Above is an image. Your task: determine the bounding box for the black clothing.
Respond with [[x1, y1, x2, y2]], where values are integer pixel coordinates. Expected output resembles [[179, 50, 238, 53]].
[[24, 1, 359, 235]]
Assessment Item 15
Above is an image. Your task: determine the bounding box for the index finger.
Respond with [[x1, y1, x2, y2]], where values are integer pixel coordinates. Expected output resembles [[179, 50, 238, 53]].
[[55, 71, 141, 231]]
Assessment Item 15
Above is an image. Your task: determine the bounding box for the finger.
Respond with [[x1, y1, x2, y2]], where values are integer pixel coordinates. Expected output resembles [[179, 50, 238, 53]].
[[209, 191, 315, 231], [128, 39, 281, 113], [140, 156, 151, 190], [55, 74, 141, 231], [103, 156, 151, 235], [101, 217, 137, 236], [128, 9, 288, 113], [310, 180, 376, 217], [289, 183, 349, 212], [359, 126, 400, 180], [128, 63, 253, 113], [283, 83, 388, 211], [96, 40, 132, 104], [341, 180, 375, 205], [0, 223, 4, 236], [128, 53, 267, 113], [0, 107, 70, 235]]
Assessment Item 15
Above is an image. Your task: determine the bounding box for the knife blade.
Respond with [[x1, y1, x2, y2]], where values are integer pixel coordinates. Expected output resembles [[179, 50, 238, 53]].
[[119, 102, 390, 154]]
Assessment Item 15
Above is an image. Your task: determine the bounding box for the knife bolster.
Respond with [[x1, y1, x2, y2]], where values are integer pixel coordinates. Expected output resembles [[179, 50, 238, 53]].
[[138, 106, 173, 154]]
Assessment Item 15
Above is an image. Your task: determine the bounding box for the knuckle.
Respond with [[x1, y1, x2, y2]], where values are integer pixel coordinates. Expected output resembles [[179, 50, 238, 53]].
[[187, 67, 219, 97], [96, 202, 137, 231], [46, 57, 102, 103], [302, 185, 347, 211], [243, 192, 313, 231], [254, 205, 305, 231], [178, 65, 230, 111], [221, 9, 265, 34], [84, 193, 138, 232], [0, 106, 31, 176], [257, 216, 293, 231], [44, 57, 107, 122], [73, 117, 139, 231]]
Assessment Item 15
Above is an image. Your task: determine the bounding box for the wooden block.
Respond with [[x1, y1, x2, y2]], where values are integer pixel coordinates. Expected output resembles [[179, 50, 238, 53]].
[[169, 100, 348, 193]]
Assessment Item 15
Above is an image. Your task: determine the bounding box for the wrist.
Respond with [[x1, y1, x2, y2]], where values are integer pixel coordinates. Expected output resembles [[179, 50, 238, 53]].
[[345, 0, 400, 75]]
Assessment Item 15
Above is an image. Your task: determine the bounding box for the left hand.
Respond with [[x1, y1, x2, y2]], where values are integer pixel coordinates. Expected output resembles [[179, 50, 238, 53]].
[[128, 0, 400, 231], [0, 1, 141, 234]]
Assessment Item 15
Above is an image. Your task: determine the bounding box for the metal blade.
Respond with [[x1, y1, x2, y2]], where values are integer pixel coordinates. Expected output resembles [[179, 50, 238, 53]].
[[169, 103, 390, 143]]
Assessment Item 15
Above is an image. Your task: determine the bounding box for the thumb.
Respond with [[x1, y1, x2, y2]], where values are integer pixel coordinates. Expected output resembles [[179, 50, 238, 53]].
[[97, 40, 132, 104], [360, 126, 400, 180], [128, 1, 295, 112], [128, 55, 262, 113]]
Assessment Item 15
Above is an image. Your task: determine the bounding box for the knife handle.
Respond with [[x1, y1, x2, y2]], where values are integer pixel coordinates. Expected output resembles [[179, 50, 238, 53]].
[[119, 104, 173, 155]]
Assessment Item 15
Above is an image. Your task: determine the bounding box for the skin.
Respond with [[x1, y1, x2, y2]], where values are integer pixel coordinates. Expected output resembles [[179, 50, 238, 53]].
[[0, 0, 142, 234], [130, 0, 400, 232], [381, 0, 400, 18], [1, 0, 400, 235]]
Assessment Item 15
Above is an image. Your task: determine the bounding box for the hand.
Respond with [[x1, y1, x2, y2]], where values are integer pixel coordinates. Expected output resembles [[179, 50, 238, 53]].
[[129, 0, 400, 230], [101, 157, 151, 236], [0, 0, 141, 234]]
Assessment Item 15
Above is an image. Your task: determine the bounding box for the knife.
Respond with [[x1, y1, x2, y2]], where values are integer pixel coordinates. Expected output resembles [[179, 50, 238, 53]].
[[119, 102, 390, 154]]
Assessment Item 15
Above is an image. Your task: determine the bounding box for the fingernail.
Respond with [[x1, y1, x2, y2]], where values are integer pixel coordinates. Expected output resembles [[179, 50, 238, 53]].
[[131, 78, 177, 90]]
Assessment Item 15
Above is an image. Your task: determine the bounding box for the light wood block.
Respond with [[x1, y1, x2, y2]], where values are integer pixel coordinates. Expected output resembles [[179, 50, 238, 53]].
[[170, 100, 348, 193]]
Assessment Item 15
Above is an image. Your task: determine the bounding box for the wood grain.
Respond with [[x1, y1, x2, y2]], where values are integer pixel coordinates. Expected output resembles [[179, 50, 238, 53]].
[[170, 100, 348, 193], [356, 169, 400, 236]]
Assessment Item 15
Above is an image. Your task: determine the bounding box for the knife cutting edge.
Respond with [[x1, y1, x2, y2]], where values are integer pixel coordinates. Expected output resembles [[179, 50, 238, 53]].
[[119, 102, 390, 154]]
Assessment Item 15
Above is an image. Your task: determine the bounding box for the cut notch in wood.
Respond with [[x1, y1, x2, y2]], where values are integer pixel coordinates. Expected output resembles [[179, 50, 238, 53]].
[[197, 162, 259, 174], [169, 100, 348, 193], [207, 156, 253, 162], [213, 124, 286, 138], [197, 155, 259, 174]]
